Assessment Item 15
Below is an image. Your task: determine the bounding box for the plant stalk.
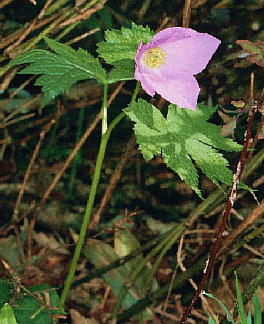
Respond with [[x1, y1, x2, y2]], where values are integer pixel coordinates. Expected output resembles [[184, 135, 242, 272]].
[[58, 82, 140, 314], [102, 83, 108, 134]]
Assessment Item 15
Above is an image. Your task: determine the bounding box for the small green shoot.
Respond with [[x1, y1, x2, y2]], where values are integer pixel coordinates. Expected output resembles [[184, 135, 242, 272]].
[[202, 291, 236, 324], [235, 273, 247, 324], [0, 303, 18, 324], [203, 279, 263, 324], [253, 292, 262, 324]]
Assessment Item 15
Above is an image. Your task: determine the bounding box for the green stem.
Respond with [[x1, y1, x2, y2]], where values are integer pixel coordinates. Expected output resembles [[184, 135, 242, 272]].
[[102, 83, 108, 134], [131, 81, 140, 102], [45, 0, 71, 16], [58, 82, 140, 313]]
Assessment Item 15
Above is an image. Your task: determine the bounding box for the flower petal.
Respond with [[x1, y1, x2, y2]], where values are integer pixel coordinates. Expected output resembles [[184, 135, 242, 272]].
[[158, 31, 220, 75], [152, 27, 198, 43], [145, 74, 200, 110], [134, 27, 220, 109], [135, 67, 155, 96]]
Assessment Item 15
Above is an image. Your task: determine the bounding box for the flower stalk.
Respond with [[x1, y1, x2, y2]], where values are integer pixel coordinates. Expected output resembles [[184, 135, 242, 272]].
[[58, 82, 140, 314]]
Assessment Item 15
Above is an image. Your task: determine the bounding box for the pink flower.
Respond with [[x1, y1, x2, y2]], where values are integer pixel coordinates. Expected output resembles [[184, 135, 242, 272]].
[[135, 27, 221, 110]]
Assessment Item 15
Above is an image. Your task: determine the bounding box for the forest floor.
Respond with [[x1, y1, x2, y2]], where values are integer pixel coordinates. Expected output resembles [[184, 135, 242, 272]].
[[0, 0, 263, 323]]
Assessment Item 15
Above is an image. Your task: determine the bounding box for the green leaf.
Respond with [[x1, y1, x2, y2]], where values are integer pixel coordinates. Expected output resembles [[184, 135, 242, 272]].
[[107, 60, 135, 83], [0, 304, 18, 324], [163, 142, 200, 196], [114, 230, 144, 280], [186, 139, 233, 187], [208, 314, 217, 324], [13, 296, 51, 324], [13, 284, 59, 324], [83, 239, 150, 319], [124, 100, 242, 197], [0, 280, 13, 308], [97, 23, 154, 65], [11, 37, 107, 105], [247, 310, 252, 324]]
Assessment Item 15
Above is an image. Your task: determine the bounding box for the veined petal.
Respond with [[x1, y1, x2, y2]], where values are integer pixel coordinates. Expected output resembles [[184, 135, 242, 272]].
[[145, 74, 200, 110], [158, 32, 220, 75]]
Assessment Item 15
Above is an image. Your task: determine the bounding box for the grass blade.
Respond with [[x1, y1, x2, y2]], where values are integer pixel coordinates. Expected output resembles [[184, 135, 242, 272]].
[[253, 292, 262, 324], [235, 273, 247, 324]]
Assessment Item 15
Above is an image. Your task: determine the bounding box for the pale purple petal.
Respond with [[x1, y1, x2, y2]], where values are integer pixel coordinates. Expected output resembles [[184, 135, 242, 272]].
[[152, 27, 198, 43], [157, 32, 220, 75], [135, 67, 155, 96], [134, 43, 156, 95], [134, 27, 221, 109], [144, 73, 200, 110]]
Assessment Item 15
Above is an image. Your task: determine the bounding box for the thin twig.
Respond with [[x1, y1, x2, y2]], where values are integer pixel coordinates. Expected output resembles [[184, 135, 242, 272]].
[[5, 18, 38, 54], [0, 113, 36, 129], [0, 0, 13, 9], [180, 91, 258, 324], [4, 0, 54, 55], [219, 199, 264, 254], [65, 28, 100, 45], [0, 12, 60, 50], [248, 88, 264, 160], [0, 201, 36, 236], [177, 235, 218, 322], [40, 111, 102, 205], [40, 82, 124, 205], [58, 2, 105, 28], [0, 67, 18, 92], [182, 0, 192, 28], [26, 215, 36, 260], [0, 76, 36, 113], [38, 0, 53, 19], [12, 119, 56, 220]]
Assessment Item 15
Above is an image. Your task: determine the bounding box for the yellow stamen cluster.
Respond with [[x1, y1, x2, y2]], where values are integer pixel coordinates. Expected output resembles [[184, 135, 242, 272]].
[[142, 47, 166, 68]]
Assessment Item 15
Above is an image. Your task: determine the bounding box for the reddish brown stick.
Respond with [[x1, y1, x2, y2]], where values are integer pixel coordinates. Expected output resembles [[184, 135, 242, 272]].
[[180, 101, 258, 323]]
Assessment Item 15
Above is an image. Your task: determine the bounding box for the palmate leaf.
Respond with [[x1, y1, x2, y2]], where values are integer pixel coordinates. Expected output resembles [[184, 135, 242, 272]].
[[11, 37, 107, 105], [97, 23, 154, 82], [124, 99, 242, 198], [97, 23, 154, 64]]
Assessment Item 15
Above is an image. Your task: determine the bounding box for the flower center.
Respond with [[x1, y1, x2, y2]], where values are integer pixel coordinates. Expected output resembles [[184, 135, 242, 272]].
[[142, 47, 166, 68]]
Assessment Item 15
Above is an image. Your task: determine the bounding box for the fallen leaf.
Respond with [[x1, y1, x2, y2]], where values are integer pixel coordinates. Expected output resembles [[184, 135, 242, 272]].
[[69, 309, 99, 324]]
